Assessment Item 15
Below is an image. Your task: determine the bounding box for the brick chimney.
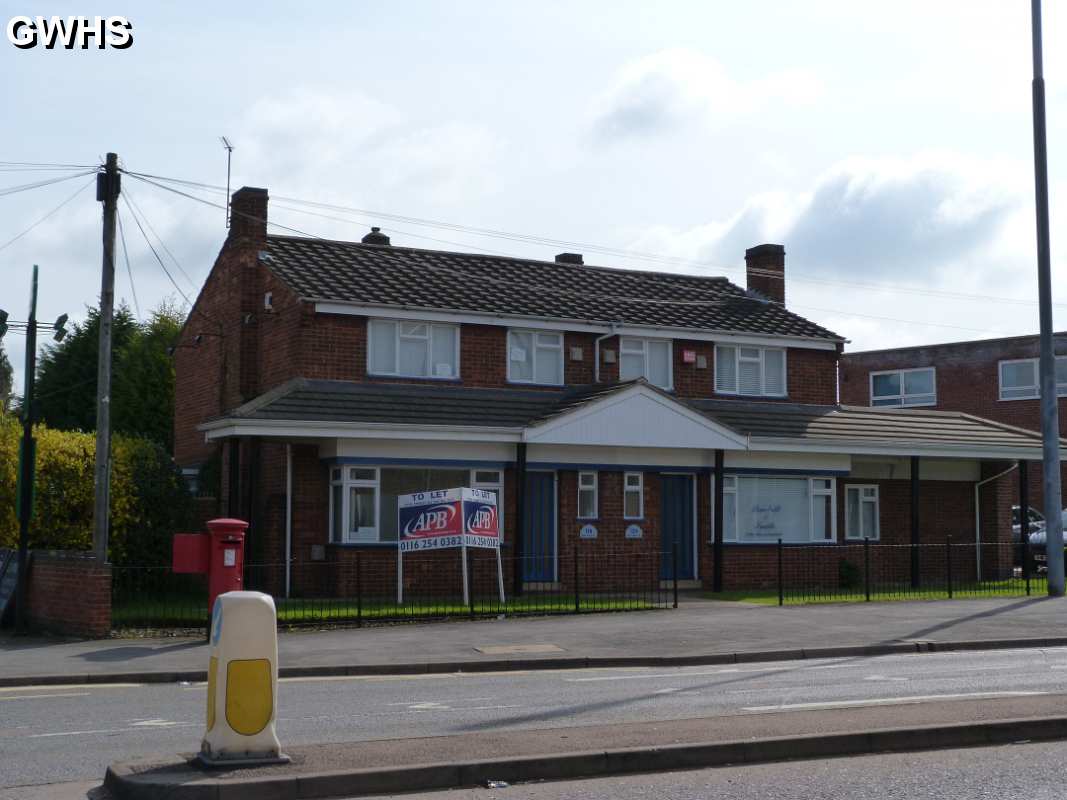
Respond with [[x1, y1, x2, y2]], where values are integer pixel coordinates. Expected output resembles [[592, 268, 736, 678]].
[[228, 186, 269, 245], [745, 243, 785, 305]]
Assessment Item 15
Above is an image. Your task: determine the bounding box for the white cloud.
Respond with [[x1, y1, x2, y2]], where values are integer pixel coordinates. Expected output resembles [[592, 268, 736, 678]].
[[590, 48, 824, 141], [632, 152, 1025, 279], [236, 88, 502, 214]]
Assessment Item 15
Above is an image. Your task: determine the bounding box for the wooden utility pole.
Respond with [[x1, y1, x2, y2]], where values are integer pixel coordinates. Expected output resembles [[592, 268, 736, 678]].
[[92, 153, 120, 562], [15, 267, 39, 633]]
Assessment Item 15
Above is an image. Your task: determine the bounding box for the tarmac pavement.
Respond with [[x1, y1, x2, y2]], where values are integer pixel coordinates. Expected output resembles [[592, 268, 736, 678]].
[[3, 595, 1067, 686]]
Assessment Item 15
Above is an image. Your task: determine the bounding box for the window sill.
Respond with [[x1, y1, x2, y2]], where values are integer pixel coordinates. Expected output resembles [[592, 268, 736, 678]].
[[713, 392, 789, 400], [328, 541, 513, 549], [328, 541, 398, 549], [711, 540, 841, 547], [870, 400, 938, 408], [366, 373, 461, 383], [507, 380, 566, 388]]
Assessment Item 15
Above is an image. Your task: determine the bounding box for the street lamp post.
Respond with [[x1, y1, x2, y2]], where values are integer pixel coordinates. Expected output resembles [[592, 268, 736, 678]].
[[1029, 0, 1064, 596]]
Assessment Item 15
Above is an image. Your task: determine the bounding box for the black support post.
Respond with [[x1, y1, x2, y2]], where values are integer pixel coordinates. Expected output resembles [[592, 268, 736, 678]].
[[911, 455, 921, 589], [513, 442, 527, 597], [712, 449, 725, 593], [1020, 460, 1032, 589], [777, 538, 784, 606]]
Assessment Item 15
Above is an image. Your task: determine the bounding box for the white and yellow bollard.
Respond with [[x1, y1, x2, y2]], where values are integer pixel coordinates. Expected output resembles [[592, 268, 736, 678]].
[[199, 591, 289, 766]]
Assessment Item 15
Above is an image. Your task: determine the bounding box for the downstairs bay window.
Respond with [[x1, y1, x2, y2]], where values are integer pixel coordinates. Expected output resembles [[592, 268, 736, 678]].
[[329, 466, 504, 544], [714, 475, 836, 543]]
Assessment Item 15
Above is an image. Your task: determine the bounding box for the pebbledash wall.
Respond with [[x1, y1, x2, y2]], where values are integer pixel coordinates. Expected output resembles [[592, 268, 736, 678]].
[[840, 335, 1067, 514], [26, 551, 112, 638]]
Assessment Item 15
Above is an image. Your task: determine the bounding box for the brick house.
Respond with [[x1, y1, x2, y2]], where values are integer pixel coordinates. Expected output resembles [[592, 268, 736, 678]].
[[841, 333, 1067, 527], [173, 187, 1053, 595]]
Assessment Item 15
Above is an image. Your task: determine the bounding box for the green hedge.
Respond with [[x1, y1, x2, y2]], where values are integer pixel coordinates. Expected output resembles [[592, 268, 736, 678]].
[[0, 414, 193, 565]]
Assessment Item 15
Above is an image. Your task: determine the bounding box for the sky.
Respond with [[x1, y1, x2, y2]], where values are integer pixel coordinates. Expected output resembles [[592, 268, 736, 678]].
[[3, 0, 1066, 394]]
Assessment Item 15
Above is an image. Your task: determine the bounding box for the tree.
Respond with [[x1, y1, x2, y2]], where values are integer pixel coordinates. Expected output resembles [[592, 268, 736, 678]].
[[0, 343, 12, 414], [34, 301, 185, 450]]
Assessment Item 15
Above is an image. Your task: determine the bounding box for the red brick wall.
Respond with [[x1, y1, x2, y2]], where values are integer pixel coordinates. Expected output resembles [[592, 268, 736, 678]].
[[840, 338, 1067, 511], [27, 551, 111, 638]]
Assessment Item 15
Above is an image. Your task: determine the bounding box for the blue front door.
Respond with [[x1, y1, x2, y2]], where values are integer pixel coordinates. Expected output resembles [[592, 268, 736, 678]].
[[523, 472, 557, 582], [661, 475, 696, 580]]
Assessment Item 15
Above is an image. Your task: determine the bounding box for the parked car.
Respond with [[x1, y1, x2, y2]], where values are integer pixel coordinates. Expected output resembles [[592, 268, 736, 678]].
[[1025, 509, 1067, 572], [1012, 505, 1046, 543]]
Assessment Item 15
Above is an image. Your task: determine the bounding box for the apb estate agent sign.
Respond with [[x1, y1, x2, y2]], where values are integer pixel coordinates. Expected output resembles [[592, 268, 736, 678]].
[[397, 488, 505, 603]]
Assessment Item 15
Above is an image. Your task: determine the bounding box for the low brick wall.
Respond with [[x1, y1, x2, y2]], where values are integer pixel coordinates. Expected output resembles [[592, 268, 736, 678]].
[[28, 551, 112, 638]]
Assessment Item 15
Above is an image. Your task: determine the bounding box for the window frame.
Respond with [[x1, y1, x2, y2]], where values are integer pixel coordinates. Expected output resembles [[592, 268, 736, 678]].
[[712, 475, 838, 544], [869, 367, 937, 407], [328, 466, 506, 545], [577, 471, 598, 519], [844, 484, 880, 541], [714, 345, 788, 398], [623, 472, 644, 520], [507, 329, 565, 386], [618, 336, 674, 390], [998, 357, 1067, 401], [367, 318, 461, 380]]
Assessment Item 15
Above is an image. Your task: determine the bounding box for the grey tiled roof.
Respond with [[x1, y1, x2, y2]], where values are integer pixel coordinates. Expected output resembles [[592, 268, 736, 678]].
[[262, 235, 844, 341], [220, 379, 1050, 454], [692, 399, 1052, 451], [227, 379, 568, 428]]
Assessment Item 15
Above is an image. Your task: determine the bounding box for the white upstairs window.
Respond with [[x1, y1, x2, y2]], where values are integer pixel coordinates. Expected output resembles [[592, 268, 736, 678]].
[[509, 330, 564, 385], [368, 319, 459, 379], [619, 337, 672, 389], [870, 368, 936, 407], [714, 345, 787, 397], [999, 357, 1067, 400]]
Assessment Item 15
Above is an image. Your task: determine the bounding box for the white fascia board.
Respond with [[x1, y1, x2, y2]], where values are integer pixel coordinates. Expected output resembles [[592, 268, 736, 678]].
[[750, 437, 1053, 461], [200, 418, 522, 443], [313, 301, 841, 351], [524, 383, 750, 449]]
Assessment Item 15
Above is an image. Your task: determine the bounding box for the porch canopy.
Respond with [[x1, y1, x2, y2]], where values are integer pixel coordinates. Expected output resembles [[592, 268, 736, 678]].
[[200, 377, 1057, 463]]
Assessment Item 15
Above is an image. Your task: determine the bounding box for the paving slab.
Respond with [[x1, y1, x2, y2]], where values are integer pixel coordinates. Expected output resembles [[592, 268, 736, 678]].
[[105, 694, 1067, 799], [4, 595, 1067, 686]]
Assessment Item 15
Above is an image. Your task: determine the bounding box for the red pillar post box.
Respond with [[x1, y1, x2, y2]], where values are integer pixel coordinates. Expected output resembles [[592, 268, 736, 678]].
[[206, 518, 247, 612]]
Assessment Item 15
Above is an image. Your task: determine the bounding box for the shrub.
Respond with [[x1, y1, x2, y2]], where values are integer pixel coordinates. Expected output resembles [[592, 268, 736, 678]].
[[0, 414, 193, 565], [838, 557, 861, 590]]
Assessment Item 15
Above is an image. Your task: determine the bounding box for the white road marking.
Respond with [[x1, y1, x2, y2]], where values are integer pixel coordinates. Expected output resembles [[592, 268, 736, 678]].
[[0, 692, 90, 701], [0, 683, 140, 692], [743, 690, 1047, 712], [568, 666, 784, 683]]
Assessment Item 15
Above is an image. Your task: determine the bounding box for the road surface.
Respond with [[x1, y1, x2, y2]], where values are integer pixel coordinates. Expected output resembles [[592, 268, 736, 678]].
[[2, 645, 1067, 790], [385, 739, 1067, 800]]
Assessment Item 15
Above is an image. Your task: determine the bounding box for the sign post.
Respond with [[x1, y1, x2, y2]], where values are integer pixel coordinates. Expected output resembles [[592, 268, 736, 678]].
[[397, 488, 503, 606]]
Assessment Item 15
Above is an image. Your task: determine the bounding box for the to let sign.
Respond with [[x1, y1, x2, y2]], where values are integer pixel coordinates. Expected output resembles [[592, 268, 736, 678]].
[[398, 488, 499, 552]]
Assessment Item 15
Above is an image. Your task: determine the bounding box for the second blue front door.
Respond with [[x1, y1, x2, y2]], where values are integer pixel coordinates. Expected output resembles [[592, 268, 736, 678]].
[[523, 472, 557, 582], [661, 474, 696, 580]]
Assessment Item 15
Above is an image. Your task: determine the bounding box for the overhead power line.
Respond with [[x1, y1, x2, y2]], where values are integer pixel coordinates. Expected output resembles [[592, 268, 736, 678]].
[[0, 170, 98, 197], [117, 168, 1059, 313], [116, 209, 141, 319], [120, 192, 192, 306], [120, 170, 1017, 337], [121, 185, 198, 290], [0, 176, 95, 254]]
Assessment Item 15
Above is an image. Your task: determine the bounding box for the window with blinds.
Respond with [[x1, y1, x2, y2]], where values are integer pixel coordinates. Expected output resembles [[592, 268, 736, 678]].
[[714, 345, 787, 397]]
